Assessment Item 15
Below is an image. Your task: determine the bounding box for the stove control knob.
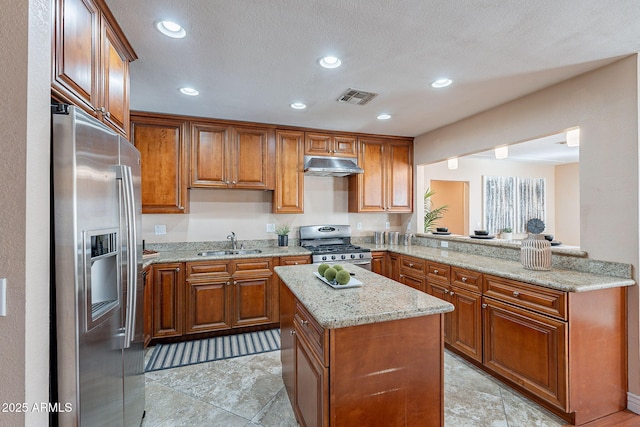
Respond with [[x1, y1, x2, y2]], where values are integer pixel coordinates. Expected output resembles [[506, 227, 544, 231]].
[[359, 254, 365, 258], [341, 254, 346, 260], [331, 255, 336, 260], [351, 254, 356, 259], [322, 256, 327, 261]]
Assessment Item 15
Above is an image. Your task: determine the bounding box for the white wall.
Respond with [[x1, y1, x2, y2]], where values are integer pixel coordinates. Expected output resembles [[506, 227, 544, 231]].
[[142, 175, 405, 243], [0, 0, 51, 425], [423, 157, 558, 238], [555, 163, 580, 246], [413, 56, 640, 402]]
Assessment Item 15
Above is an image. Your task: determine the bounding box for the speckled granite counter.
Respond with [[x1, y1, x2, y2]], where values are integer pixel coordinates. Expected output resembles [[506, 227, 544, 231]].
[[142, 245, 311, 268], [274, 263, 454, 329], [361, 244, 635, 293]]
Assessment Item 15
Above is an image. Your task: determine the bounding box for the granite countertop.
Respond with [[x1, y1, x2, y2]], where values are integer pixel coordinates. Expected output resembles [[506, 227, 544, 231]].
[[361, 244, 635, 293], [275, 263, 454, 329], [143, 246, 311, 268]]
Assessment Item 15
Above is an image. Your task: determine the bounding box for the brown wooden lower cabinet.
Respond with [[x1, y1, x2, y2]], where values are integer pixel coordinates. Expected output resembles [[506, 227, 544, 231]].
[[281, 281, 445, 427], [370, 251, 386, 275], [151, 263, 184, 338], [146, 256, 310, 343], [378, 253, 627, 425]]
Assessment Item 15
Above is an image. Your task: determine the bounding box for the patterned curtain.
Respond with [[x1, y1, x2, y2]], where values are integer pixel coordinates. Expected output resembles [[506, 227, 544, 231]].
[[483, 176, 545, 234]]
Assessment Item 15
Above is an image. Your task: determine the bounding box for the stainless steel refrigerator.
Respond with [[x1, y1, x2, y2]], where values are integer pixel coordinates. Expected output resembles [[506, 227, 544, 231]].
[[51, 105, 145, 426]]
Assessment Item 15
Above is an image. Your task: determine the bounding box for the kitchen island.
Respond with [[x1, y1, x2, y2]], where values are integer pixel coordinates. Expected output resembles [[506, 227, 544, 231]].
[[275, 263, 453, 427]]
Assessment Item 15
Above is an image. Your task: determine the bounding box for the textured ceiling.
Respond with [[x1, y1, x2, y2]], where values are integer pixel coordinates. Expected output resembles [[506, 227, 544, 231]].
[[105, 0, 640, 137]]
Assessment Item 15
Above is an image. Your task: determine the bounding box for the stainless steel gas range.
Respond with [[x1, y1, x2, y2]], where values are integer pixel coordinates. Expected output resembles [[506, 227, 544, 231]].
[[299, 224, 372, 270]]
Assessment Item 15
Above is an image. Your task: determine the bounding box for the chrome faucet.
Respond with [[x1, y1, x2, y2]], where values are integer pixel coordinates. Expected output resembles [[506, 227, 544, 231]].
[[227, 231, 237, 250]]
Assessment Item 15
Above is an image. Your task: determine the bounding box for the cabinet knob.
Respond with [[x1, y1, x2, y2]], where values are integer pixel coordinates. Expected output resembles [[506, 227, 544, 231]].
[[444, 289, 449, 294], [226, 281, 230, 286], [302, 320, 308, 326], [104, 111, 111, 118], [482, 303, 487, 309], [513, 291, 520, 297], [449, 291, 455, 296], [294, 262, 298, 265], [232, 181, 236, 184], [175, 268, 180, 272], [409, 263, 414, 267], [461, 277, 467, 282], [433, 269, 438, 274], [399, 274, 404, 278], [290, 330, 296, 335]]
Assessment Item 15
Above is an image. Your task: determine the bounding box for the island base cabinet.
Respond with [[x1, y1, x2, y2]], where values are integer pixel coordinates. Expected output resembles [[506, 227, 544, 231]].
[[329, 316, 444, 427]]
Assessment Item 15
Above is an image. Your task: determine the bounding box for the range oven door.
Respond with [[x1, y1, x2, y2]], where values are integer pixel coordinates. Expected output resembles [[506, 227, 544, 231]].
[[313, 259, 372, 271]]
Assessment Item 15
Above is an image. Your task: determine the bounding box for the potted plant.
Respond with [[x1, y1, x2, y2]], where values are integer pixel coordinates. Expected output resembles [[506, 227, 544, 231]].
[[423, 188, 448, 232], [501, 227, 513, 240], [275, 223, 291, 247]]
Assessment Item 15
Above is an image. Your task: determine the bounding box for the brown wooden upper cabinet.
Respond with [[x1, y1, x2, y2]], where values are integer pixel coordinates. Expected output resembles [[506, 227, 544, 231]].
[[304, 132, 357, 157], [52, 0, 136, 138], [191, 122, 275, 190], [349, 137, 413, 213], [273, 130, 305, 213], [130, 114, 189, 214]]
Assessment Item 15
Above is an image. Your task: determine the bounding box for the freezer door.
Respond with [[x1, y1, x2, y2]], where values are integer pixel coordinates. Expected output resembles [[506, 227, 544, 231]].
[[119, 138, 145, 426], [53, 106, 125, 427]]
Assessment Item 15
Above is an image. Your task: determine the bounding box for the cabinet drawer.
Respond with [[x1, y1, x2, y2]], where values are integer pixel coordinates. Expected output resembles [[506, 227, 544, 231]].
[[233, 258, 273, 272], [186, 260, 231, 278], [294, 301, 328, 366], [400, 256, 425, 275], [426, 261, 450, 285], [483, 275, 567, 320], [451, 267, 482, 293], [279, 256, 311, 266]]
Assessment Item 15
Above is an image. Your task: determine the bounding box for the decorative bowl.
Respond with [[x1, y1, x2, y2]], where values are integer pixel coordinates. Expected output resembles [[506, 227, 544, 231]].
[[474, 230, 489, 236], [436, 227, 448, 232]]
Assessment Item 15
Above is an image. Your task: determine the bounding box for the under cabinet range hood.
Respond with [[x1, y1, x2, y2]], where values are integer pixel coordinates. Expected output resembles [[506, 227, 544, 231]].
[[303, 155, 364, 177]]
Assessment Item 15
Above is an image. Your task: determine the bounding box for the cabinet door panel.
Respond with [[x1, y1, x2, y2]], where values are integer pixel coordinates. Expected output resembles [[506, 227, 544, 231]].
[[233, 276, 272, 327], [427, 282, 451, 344], [355, 138, 386, 211], [152, 264, 184, 338], [102, 20, 129, 136], [387, 140, 413, 212], [333, 135, 357, 157], [53, 0, 100, 110], [274, 130, 304, 213], [185, 280, 231, 333], [280, 283, 296, 404], [232, 127, 273, 189], [131, 116, 189, 213], [399, 271, 425, 292], [294, 331, 328, 427], [190, 123, 229, 187], [305, 133, 332, 156], [483, 297, 567, 410], [449, 288, 482, 362]]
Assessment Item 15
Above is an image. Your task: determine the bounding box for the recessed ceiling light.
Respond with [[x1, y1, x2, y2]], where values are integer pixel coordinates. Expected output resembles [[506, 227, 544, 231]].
[[179, 87, 199, 96], [431, 78, 453, 88], [377, 113, 391, 120], [566, 128, 580, 147], [494, 146, 509, 159], [155, 20, 186, 38], [290, 102, 307, 110], [318, 56, 342, 69]]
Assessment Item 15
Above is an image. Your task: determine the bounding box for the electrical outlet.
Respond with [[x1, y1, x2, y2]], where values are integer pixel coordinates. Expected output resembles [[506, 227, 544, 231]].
[[385, 222, 390, 229], [356, 222, 362, 230], [441, 241, 449, 248], [266, 223, 275, 233], [154, 225, 167, 235]]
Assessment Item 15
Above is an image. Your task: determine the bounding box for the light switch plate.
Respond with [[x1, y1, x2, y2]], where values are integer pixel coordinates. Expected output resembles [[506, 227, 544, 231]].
[[154, 225, 167, 235], [385, 222, 390, 229], [357, 222, 362, 230], [441, 241, 449, 248], [266, 224, 275, 233]]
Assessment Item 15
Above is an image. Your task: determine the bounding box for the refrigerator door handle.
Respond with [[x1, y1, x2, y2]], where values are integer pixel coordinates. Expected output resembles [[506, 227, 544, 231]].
[[116, 165, 137, 349]]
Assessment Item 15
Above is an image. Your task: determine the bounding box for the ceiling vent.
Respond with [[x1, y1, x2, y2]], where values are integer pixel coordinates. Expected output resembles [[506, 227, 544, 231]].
[[337, 88, 378, 106]]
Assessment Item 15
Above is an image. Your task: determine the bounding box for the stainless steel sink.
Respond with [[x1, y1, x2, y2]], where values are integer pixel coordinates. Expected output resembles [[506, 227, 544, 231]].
[[197, 249, 262, 256]]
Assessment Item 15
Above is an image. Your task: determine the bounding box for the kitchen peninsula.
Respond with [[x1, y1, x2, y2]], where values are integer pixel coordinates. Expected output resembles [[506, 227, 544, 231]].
[[275, 263, 453, 427]]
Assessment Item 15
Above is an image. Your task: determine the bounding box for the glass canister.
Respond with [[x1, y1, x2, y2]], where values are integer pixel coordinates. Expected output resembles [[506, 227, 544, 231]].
[[374, 231, 385, 245], [403, 233, 413, 246], [388, 231, 400, 245]]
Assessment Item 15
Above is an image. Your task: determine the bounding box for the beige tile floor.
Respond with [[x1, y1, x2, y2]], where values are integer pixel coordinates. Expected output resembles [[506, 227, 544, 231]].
[[142, 347, 566, 427]]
